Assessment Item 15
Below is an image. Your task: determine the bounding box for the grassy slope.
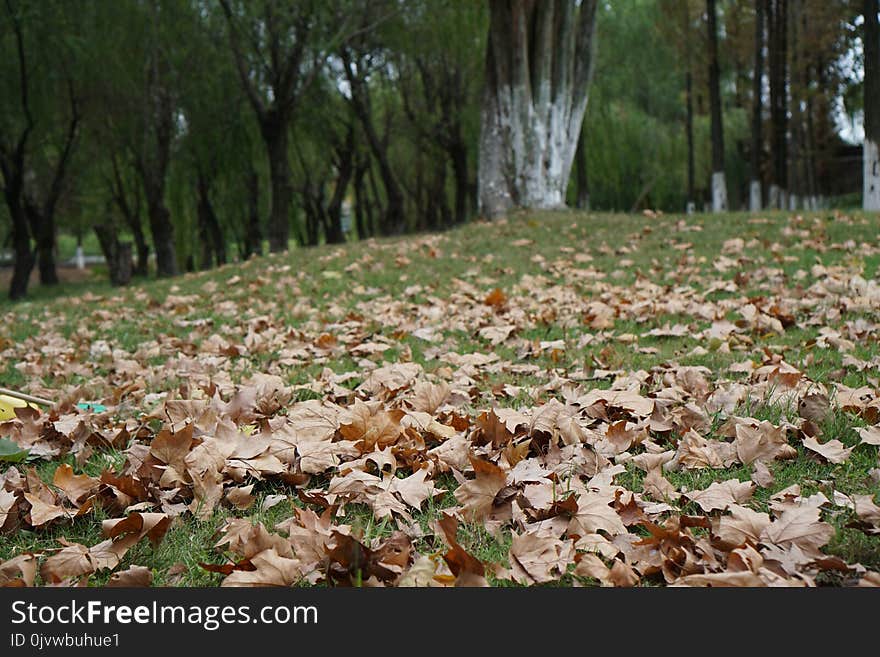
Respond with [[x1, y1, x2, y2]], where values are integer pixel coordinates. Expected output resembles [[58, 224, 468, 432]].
[[1, 208, 879, 585]]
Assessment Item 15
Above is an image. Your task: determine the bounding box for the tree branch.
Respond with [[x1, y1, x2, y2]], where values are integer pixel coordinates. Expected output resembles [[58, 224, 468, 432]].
[[219, 0, 267, 120]]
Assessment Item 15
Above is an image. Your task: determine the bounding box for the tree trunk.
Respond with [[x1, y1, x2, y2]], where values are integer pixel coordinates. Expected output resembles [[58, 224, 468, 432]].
[[111, 155, 148, 276], [7, 195, 34, 301], [243, 168, 263, 259], [26, 202, 58, 286], [707, 0, 728, 213], [261, 116, 292, 253], [768, 0, 788, 208], [367, 163, 382, 236], [353, 160, 368, 239], [128, 215, 149, 277], [342, 57, 406, 235], [682, 0, 696, 213], [750, 0, 766, 211], [326, 166, 353, 245], [450, 139, 470, 224], [197, 174, 226, 268], [575, 127, 590, 210], [93, 223, 132, 287], [301, 184, 321, 247], [865, 0, 880, 210], [788, 0, 802, 209], [144, 187, 177, 277], [478, 0, 598, 218]]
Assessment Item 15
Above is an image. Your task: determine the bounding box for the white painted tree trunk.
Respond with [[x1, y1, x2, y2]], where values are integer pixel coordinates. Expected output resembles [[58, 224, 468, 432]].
[[686, 201, 696, 215], [788, 194, 798, 211], [75, 245, 85, 270], [478, 1, 598, 219], [478, 96, 576, 215], [768, 184, 780, 209], [865, 139, 880, 211], [749, 180, 762, 211], [711, 171, 728, 212]]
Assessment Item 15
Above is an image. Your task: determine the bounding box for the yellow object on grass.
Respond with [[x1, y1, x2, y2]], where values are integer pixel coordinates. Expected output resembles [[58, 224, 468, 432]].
[[0, 394, 39, 421]]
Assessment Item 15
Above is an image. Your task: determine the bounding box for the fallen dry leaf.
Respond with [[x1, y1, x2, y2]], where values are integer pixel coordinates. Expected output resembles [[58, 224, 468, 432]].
[[802, 436, 853, 464], [454, 456, 507, 521], [106, 565, 153, 587], [685, 479, 756, 512]]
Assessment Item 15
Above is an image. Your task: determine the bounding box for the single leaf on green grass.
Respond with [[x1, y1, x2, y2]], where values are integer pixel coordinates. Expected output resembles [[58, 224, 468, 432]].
[[0, 438, 29, 463]]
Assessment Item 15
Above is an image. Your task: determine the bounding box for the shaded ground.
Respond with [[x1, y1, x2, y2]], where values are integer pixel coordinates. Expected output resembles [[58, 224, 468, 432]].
[[0, 264, 101, 293], [1, 209, 879, 587]]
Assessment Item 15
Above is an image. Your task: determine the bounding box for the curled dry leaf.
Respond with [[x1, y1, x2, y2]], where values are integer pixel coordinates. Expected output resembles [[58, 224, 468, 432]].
[[798, 393, 830, 424], [750, 460, 774, 488], [802, 436, 853, 464], [508, 531, 576, 585], [673, 572, 766, 587], [106, 565, 153, 587], [23, 492, 68, 527], [856, 426, 880, 446], [734, 422, 794, 465], [436, 513, 487, 586], [225, 484, 256, 510], [0, 554, 38, 587], [221, 548, 303, 587], [52, 464, 99, 505], [0, 488, 20, 531], [712, 505, 771, 550], [642, 468, 680, 502]]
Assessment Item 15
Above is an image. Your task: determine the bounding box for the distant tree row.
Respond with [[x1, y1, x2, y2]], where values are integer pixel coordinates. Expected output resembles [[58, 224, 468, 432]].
[[0, 0, 874, 299]]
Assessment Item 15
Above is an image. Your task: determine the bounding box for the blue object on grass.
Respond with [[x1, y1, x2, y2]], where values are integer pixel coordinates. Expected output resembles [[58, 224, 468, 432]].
[[77, 402, 107, 412]]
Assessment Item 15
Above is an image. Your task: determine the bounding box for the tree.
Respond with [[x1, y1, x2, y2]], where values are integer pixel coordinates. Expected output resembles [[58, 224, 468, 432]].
[[395, 0, 485, 225], [219, 0, 348, 253], [767, 0, 788, 208], [0, 1, 82, 299], [683, 0, 696, 213], [478, 0, 599, 218], [91, 1, 190, 278], [707, 0, 728, 212], [339, 1, 407, 236], [749, 0, 766, 210], [865, 0, 880, 210], [137, 23, 178, 279]]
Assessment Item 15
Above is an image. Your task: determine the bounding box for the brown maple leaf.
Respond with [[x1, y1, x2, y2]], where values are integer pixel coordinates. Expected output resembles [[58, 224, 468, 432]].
[[798, 393, 830, 424], [760, 505, 834, 555], [454, 456, 507, 521], [106, 565, 153, 587], [436, 513, 488, 586], [734, 422, 794, 465], [673, 571, 766, 587], [712, 504, 771, 550], [567, 491, 628, 538], [23, 492, 68, 527], [338, 400, 405, 453], [221, 548, 303, 587], [0, 554, 38, 587], [857, 426, 880, 446], [508, 531, 576, 585], [802, 436, 853, 464], [685, 479, 755, 512]]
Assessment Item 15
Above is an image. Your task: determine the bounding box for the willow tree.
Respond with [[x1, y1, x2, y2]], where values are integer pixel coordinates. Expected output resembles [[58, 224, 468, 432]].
[[478, 0, 599, 218], [865, 0, 879, 211]]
